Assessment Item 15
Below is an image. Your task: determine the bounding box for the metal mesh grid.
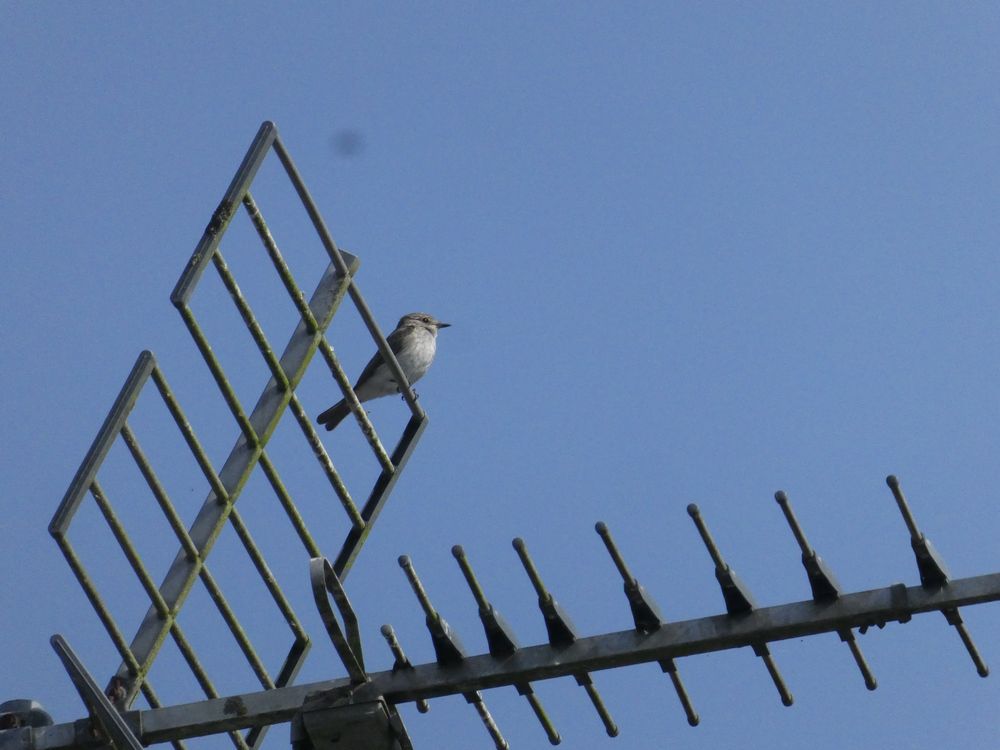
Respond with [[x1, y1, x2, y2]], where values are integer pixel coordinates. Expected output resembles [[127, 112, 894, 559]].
[[49, 121, 428, 749]]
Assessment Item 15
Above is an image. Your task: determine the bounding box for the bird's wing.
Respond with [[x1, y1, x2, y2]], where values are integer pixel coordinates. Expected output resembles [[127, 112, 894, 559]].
[[353, 327, 409, 387]]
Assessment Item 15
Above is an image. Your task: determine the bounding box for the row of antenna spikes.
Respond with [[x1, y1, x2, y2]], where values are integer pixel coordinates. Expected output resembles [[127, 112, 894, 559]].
[[346, 476, 987, 748]]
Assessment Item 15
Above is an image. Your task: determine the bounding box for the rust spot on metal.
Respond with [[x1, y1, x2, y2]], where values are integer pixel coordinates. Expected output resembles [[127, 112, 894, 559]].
[[223, 696, 248, 717], [206, 201, 234, 236]]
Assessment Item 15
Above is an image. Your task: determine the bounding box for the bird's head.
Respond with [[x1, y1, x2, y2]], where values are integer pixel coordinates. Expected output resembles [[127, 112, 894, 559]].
[[398, 312, 451, 333]]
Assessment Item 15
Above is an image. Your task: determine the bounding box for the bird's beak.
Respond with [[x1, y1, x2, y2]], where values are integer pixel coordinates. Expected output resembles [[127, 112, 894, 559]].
[[437, 322, 451, 329]]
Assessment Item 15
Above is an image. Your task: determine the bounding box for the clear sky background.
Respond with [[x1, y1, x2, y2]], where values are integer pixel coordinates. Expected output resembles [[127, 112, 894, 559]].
[[2, 4, 999, 749]]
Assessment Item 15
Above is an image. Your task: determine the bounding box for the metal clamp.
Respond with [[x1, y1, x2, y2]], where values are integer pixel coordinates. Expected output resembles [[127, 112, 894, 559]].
[[310, 557, 367, 685]]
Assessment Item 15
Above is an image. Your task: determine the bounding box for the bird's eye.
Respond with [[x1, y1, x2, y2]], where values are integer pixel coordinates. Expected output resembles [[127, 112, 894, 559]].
[[423, 316, 431, 323]]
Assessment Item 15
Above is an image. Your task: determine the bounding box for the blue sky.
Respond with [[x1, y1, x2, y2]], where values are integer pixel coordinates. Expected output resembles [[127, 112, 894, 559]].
[[2, 4, 999, 749]]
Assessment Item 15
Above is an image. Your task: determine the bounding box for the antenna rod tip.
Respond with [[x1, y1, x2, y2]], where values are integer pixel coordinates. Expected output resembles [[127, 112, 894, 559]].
[[512, 537, 525, 551], [380, 624, 393, 637], [451, 544, 465, 558], [886, 474, 899, 489], [774, 490, 788, 505], [686, 503, 700, 518], [398, 555, 411, 568], [595, 521, 608, 535]]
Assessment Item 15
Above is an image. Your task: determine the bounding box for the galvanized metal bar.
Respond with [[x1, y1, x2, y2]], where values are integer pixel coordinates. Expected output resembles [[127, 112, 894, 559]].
[[176, 304, 260, 446], [841, 633, 878, 690], [467, 695, 508, 750], [773, 491, 813, 555], [11, 573, 992, 749], [576, 676, 618, 737], [686, 503, 728, 572], [754, 644, 794, 706], [241, 191, 320, 335], [379, 625, 429, 714], [119, 423, 200, 562], [48, 537, 144, 682], [521, 690, 561, 745], [89, 480, 171, 620], [942, 607, 990, 677], [118, 259, 356, 703], [192, 561, 275, 690], [167, 616, 221, 700], [885, 474, 922, 542], [332, 414, 428, 577], [149, 364, 230, 503], [211, 248, 291, 392], [227, 505, 308, 646], [257, 453, 323, 559]]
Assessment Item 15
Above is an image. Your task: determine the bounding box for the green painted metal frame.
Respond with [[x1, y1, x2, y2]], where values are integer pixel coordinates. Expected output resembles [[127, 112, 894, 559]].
[[49, 121, 430, 749]]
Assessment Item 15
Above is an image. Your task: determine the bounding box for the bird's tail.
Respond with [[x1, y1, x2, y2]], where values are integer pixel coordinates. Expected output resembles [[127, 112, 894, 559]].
[[317, 400, 352, 431]]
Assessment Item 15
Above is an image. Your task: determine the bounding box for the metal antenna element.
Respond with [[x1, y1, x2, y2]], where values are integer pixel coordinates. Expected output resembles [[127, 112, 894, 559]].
[[379, 626, 429, 714], [513, 538, 619, 737], [398, 556, 508, 750], [687, 504, 795, 706], [885, 476, 989, 677], [10, 499, 999, 749], [45, 121, 434, 750], [452, 545, 561, 745], [595, 522, 699, 726], [775, 492, 877, 690]]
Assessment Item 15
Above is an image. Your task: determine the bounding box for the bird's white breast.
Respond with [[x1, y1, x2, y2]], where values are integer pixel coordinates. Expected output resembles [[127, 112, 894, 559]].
[[395, 327, 437, 383]]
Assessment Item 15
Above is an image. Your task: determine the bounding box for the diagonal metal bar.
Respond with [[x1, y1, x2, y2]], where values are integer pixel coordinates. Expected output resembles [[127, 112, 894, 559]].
[[332, 414, 427, 577], [241, 191, 318, 334], [257, 453, 323, 559], [171, 122, 278, 308], [50, 351, 156, 537], [284, 393, 364, 529], [211, 248, 291, 392], [50, 635, 142, 750]]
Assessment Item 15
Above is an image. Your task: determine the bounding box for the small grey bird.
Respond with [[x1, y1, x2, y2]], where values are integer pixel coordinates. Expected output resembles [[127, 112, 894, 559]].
[[317, 312, 450, 431]]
